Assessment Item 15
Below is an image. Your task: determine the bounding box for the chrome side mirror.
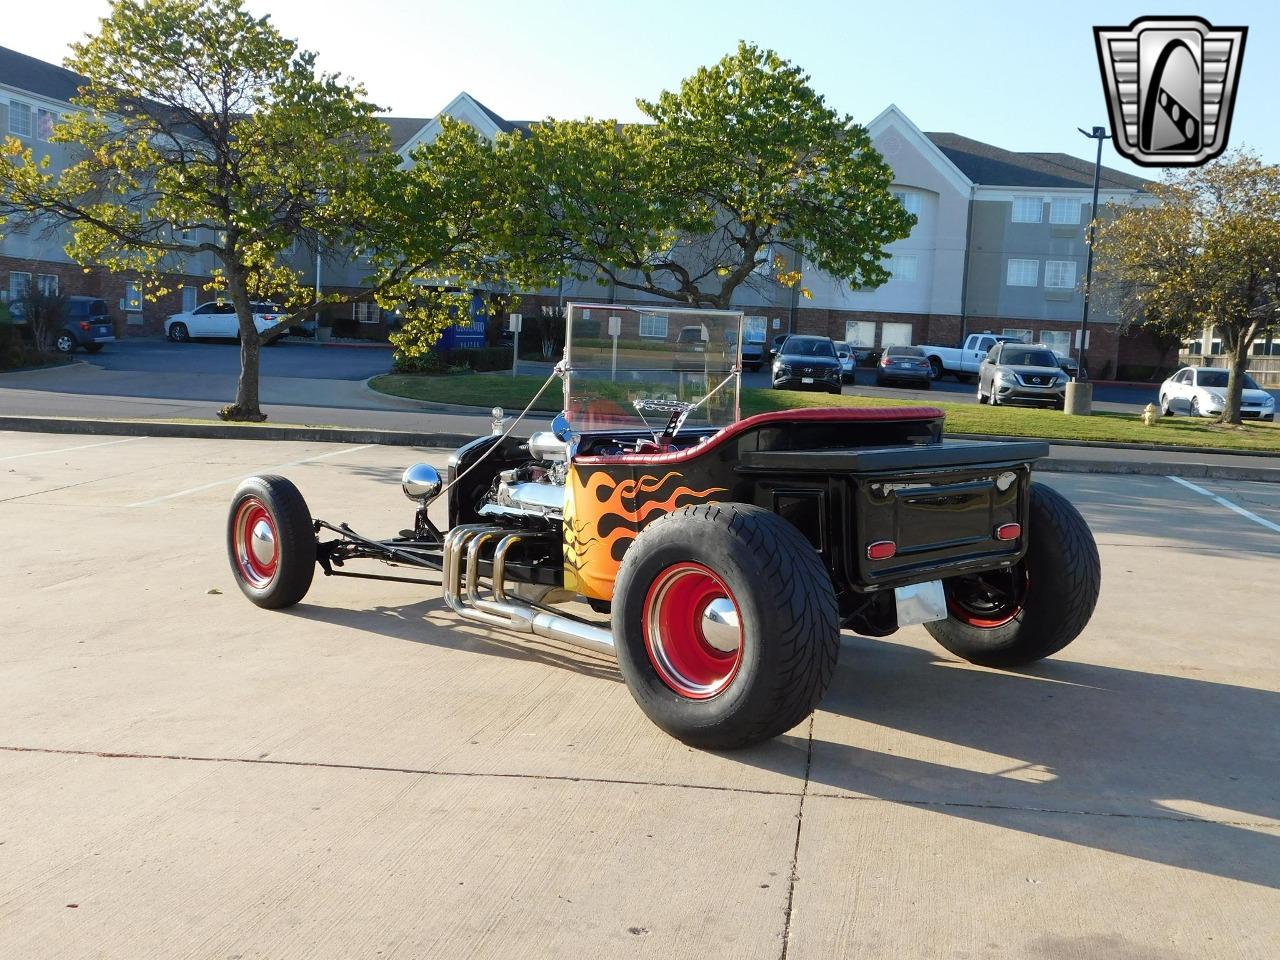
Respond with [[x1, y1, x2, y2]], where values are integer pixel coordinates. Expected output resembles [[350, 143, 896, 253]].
[[401, 463, 443, 504]]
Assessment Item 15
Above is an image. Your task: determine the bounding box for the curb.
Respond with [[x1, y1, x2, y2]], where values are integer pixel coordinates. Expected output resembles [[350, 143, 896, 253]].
[[3, 414, 1279, 484]]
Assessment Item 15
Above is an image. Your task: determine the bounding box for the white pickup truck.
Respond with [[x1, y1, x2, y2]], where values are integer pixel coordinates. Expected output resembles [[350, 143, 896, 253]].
[[918, 333, 1023, 382]]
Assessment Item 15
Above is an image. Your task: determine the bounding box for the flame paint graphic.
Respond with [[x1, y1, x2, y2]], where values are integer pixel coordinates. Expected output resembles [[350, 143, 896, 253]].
[[563, 468, 726, 600]]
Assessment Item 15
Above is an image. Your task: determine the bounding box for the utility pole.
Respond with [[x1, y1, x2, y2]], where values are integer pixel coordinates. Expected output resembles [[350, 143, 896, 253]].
[[1076, 125, 1111, 379]]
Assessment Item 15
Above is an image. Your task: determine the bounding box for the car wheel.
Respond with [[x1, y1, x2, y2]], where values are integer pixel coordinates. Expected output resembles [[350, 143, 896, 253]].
[[1190, 396, 1202, 417], [926, 483, 1100, 668], [928, 356, 944, 380], [168, 322, 190, 343], [977, 382, 987, 404], [1159, 394, 1173, 417], [54, 333, 77, 354], [84, 344, 103, 354], [227, 475, 316, 609], [612, 503, 840, 749]]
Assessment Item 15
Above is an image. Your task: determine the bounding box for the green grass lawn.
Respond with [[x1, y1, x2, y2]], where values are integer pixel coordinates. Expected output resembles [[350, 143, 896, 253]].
[[370, 373, 1280, 453]]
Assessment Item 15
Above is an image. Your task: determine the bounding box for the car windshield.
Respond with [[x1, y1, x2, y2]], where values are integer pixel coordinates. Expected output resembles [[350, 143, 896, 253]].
[[1197, 369, 1261, 389], [782, 337, 835, 358], [1002, 347, 1059, 367], [886, 346, 923, 358], [562, 303, 742, 431]]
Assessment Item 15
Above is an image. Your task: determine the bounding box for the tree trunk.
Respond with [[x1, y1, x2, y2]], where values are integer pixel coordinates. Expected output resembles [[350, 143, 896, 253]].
[[1221, 344, 1250, 426], [222, 269, 267, 421]]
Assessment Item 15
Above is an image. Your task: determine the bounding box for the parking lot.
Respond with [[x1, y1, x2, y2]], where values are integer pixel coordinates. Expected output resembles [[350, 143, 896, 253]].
[[2, 430, 1278, 958]]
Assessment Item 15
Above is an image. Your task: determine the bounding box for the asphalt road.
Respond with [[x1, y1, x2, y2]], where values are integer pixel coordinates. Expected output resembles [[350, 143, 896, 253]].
[[1, 430, 1277, 958]]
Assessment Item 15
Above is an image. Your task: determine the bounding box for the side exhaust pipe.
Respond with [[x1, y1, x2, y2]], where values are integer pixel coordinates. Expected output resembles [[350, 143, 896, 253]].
[[443, 525, 615, 657]]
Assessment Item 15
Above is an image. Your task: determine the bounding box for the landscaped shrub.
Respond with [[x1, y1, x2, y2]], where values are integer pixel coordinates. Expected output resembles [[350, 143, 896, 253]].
[[391, 345, 513, 374]]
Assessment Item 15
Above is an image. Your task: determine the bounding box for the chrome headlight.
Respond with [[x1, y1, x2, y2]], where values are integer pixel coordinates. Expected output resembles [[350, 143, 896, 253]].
[[775, 363, 792, 376], [1262, 396, 1276, 408], [994, 370, 1012, 383], [1206, 391, 1226, 404], [402, 463, 443, 504]]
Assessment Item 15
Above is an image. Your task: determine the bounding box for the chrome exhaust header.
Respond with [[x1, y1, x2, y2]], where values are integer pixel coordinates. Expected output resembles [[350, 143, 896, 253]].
[[442, 524, 615, 658]]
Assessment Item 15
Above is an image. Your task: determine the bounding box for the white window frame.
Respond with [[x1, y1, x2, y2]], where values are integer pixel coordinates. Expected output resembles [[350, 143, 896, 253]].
[[1040, 330, 1072, 355], [36, 108, 57, 140], [36, 274, 58, 296], [1049, 197, 1082, 225], [9, 271, 32, 300], [889, 253, 919, 282], [879, 321, 914, 348], [891, 190, 923, 218], [1011, 196, 1043, 223], [1006, 259, 1039, 287], [8, 99, 33, 138], [638, 314, 669, 339], [353, 301, 381, 324], [1044, 260, 1076, 289]]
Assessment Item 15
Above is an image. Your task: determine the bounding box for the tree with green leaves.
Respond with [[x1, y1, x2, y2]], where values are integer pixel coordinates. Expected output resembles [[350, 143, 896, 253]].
[[1093, 150, 1280, 425], [495, 42, 914, 310], [0, 0, 513, 420]]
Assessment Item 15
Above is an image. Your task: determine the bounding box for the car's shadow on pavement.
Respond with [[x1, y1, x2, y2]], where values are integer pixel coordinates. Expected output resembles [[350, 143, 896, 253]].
[[746, 635, 1280, 889], [284, 599, 622, 683]]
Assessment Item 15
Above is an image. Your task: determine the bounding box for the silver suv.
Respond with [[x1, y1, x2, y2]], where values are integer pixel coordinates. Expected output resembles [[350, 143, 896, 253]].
[[977, 342, 1068, 408]]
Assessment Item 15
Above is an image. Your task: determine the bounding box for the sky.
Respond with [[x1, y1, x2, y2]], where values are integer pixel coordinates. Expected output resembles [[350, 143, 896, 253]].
[[5, 1, 1275, 176]]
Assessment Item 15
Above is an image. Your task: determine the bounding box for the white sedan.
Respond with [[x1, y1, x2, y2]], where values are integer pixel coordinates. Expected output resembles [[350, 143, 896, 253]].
[[165, 301, 287, 343], [1159, 366, 1276, 421]]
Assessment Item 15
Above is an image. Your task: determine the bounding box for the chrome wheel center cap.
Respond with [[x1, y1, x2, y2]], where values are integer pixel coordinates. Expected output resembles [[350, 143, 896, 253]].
[[250, 519, 276, 566], [701, 598, 741, 653]]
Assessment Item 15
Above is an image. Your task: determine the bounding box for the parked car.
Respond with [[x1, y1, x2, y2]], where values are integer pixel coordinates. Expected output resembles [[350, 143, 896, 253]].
[[772, 335, 842, 393], [1054, 352, 1082, 380], [920, 332, 1023, 382], [834, 341, 856, 383], [876, 345, 932, 388], [977, 342, 1069, 408], [165, 300, 286, 343], [725, 328, 765, 371], [9, 295, 117, 355], [1159, 367, 1276, 421], [768, 332, 790, 358]]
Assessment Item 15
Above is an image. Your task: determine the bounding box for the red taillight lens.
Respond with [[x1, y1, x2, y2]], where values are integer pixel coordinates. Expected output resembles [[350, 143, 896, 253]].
[[995, 523, 1021, 541], [79, 321, 91, 331], [866, 540, 897, 560], [880, 356, 891, 366]]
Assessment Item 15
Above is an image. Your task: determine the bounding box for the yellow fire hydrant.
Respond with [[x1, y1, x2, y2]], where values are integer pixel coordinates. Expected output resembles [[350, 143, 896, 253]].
[[1141, 402, 1161, 426]]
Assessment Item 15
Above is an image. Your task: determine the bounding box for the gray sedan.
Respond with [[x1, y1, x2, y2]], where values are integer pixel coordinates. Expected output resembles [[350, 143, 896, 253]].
[[977, 342, 1069, 408]]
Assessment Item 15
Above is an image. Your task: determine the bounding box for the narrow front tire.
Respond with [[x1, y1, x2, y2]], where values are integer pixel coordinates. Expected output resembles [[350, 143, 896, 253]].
[[227, 475, 316, 609]]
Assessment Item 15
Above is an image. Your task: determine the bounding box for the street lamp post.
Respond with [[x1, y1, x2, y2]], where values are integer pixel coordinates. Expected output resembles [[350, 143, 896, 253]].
[[1076, 125, 1111, 379]]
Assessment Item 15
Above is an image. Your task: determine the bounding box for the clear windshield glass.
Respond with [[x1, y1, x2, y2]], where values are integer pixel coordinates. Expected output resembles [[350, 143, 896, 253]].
[[562, 303, 743, 431], [1003, 347, 1059, 367], [781, 337, 836, 358], [1198, 369, 1261, 389]]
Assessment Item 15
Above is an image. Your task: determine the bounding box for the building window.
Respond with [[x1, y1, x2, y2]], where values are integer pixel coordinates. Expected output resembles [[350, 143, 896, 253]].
[[891, 190, 923, 218], [36, 274, 58, 295], [845, 320, 875, 348], [36, 108, 57, 140], [1041, 330, 1072, 355], [8, 100, 33, 138], [353, 301, 381, 324], [1011, 196, 1043, 223], [1044, 260, 1076, 289], [889, 253, 918, 282], [9, 271, 33, 300], [880, 322, 914, 348], [1049, 197, 1082, 224], [1185, 339, 1203, 356], [124, 281, 142, 312], [1006, 259, 1039, 287], [1002, 328, 1032, 343], [182, 285, 198, 312], [638, 313, 668, 339]]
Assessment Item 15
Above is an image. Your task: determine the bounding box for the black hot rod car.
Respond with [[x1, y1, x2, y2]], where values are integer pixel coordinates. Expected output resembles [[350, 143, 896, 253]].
[[227, 305, 1100, 749]]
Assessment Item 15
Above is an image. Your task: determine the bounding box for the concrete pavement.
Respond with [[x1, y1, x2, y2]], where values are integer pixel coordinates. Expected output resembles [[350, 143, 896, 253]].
[[1, 431, 1277, 958]]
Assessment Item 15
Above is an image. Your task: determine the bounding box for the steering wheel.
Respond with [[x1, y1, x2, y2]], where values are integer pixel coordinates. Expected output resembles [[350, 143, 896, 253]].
[[632, 398, 694, 444]]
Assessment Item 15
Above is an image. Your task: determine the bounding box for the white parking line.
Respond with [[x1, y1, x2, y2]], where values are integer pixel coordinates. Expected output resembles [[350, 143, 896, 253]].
[[1167, 475, 1280, 534], [127, 444, 375, 508], [0, 436, 146, 462]]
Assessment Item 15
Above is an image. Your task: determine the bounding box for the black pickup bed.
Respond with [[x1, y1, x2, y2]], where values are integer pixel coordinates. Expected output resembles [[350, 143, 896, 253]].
[[737, 439, 1049, 474]]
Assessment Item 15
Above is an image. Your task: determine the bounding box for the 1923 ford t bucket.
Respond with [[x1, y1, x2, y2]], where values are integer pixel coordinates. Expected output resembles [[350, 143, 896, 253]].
[[228, 304, 1100, 749]]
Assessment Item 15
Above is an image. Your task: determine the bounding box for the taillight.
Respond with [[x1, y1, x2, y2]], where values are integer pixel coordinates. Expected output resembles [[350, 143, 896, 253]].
[[995, 523, 1021, 541], [880, 356, 891, 366], [866, 540, 897, 560], [79, 321, 91, 331]]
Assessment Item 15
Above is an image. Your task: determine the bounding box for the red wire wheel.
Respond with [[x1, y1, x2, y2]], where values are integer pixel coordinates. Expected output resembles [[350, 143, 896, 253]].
[[231, 497, 279, 589], [945, 564, 1030, 629], [642, 562, 744, 700]]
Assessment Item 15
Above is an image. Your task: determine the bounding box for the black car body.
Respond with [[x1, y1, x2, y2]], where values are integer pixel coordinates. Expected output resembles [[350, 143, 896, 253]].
[[978, 342, 1069, 408], [772, 335, 842, 393], [875, 345, 932, 387]]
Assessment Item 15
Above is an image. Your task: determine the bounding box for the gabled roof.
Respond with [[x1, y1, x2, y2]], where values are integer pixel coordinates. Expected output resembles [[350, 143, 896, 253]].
[[925, 132, 1150, 190], [466, 93, 531, 134], [0, 44, 87, 104], [383, 116, 432, 150]]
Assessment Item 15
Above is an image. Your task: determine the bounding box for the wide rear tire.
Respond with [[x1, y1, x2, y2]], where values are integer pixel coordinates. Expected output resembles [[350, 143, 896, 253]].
[[925, 482, 1100, 668], [227, 475, 316, 609], [612, 503, 840, 749]]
